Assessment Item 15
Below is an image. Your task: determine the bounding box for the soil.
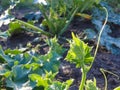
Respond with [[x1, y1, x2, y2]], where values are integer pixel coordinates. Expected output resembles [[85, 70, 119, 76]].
[[0, 8, 120, 90]]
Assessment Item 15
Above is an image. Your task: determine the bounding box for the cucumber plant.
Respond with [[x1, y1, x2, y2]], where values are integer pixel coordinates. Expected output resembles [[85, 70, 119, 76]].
[[65, 7, 108, 90], [0, 37, 72, 90], [65, 33, 95, 90], [31, 0, 101, 36], [6, 0, 100, 37]]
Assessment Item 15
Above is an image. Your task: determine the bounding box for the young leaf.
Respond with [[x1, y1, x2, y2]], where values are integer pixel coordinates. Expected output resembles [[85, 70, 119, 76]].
[[114, 86, 120, 90], [45, 79, 73, 90], [85, 79, 100, 90], [8, 21, 23, 35], [46, 37, 66, 55], [29, 74, 49, 87], [65, 33, 93, 69]]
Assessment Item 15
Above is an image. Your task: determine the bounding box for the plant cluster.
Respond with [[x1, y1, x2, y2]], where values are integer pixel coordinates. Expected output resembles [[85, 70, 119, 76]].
[[1, 0, 100, 37], [0, 32, 119, 90], [0, 33, 98, 90], [0, 37, 72, 89], [0, 0, 36, 10], [0, 0, 120, 90]]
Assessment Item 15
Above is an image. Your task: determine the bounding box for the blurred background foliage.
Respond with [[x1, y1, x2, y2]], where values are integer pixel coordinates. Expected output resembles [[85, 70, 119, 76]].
[[0, 0, 38, 12], [0, 0, 120, 13], [103, 0, 120, 13]]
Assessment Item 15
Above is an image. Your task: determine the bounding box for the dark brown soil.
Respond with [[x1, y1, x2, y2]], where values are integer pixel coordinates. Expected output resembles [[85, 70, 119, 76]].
[[0, 9, 120, 90]]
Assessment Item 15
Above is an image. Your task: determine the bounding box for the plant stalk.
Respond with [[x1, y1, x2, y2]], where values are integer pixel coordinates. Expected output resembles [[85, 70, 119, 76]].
[[93, 7, 108, 60], [16, 19, 53, 37], [79, 70, 87, 90], [59, 7, 78, 36], [89, 7, 108, 69], [100, 68, 107, 90]]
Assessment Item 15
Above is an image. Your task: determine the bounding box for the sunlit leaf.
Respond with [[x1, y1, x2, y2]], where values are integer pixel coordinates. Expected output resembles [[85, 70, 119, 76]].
[[85, 79, 100, 90], [65, 33, 93, 69], [46, 79, 73, 90], [114, 86, 120, 90]]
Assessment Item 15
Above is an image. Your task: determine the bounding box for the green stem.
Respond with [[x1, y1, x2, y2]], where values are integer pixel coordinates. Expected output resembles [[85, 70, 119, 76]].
[[100, 68, 107, 90], [90, 7, 108, 69], [16, 19, 53, 37], [93, 7, 108, 60], [59, 7, 78, 36], [100, 68, 119, 90], [79, 70, 87, 90]]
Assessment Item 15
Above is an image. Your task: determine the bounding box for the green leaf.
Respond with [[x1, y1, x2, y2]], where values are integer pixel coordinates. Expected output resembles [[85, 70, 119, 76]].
[[0, 31, 10, 39], [64, 79, 74, 90], [29, 73, 73, 90], [29, 74, 48, 87], [4, 48, 22, 55], [46, 79, 73, 90], [46, 37, 66, 55], [5, 78, 33, 90], [8, 21, 24, 35], [0, 46, 15, 66], [29, 72, 56, 88], [0, 46, 34, 67], [5, 65, 33, 89], [24, 63, 41, 71], [46, 81, 64, 90], [85, 79, 100, 90], [65, 33, 93, 69], [11, 65, 31, 82], [39, 0, 78, 36], [40, 6, 67, 35], [4, 71, 11, 77], [40, 51, 61, 73], [114, 86, 120, 90]]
